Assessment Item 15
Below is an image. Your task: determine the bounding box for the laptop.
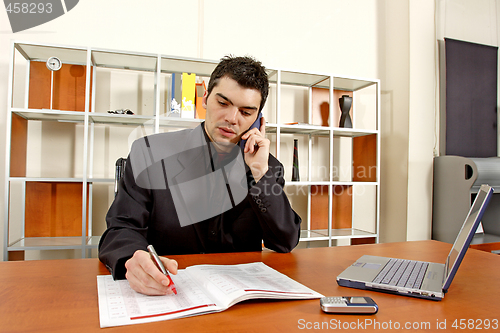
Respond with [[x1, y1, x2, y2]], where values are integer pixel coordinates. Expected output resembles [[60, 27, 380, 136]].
[[336, 184, 493, 301]]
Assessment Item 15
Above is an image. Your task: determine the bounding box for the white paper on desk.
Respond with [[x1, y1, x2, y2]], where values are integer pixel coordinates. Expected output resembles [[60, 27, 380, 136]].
[[97, 262, 323, 328]]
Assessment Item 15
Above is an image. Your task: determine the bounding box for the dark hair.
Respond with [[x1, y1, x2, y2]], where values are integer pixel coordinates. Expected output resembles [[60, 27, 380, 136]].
[[207, 55, 269, 112]]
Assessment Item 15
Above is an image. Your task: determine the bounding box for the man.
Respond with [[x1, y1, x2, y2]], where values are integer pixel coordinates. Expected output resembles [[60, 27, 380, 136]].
[[98, 56, 301, 296]]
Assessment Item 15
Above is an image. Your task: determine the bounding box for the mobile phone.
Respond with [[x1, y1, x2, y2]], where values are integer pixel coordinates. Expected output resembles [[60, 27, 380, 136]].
[[240, 112, 262, 148], [320, 296, 378, 314]]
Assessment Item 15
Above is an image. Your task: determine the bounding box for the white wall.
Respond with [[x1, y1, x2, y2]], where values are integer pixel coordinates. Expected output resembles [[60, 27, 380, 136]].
[[436, 0, 500, 154], [406, 1, 436, 241], [6, 0, 490, 259], [376, 0, 411, 243]]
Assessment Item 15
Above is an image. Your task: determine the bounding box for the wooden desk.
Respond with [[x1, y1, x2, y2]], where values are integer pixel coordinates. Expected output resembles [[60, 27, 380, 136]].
[[1, 240, 499, 332]]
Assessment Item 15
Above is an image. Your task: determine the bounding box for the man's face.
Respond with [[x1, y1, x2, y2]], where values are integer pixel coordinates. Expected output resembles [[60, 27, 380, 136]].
[[202, 76, 261, 148]]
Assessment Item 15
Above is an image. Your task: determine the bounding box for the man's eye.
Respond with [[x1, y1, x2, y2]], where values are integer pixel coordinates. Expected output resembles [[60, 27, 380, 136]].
[[218, 101, 228, 106], [241, 110, 252, 116]]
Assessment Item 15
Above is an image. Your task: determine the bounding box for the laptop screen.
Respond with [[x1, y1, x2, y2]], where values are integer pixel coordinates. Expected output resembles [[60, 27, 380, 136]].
[[443, 184, 493, 290]]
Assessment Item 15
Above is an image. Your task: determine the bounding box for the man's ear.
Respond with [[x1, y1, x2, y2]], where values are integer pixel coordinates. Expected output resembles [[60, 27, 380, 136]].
[[202, 90, 209, 109]]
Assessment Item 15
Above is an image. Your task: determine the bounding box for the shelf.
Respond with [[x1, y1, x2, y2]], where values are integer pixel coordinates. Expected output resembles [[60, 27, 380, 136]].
[[13, 42, 378, 91], [265, 123, 377, 137], [277, 124, 378, 137], [276, 124, 330, 136], [12, 108, 85, 123], [11, 110, 205, 128], [277, 70, 330, 88], [15, 42, 87, 64], [331, 76, 378, 91], [89, 113, 154, 126], [8, 237, 86, 250], [88, 178, 115, 183], [299, 229, 330, 241], [285, 181, 379, 186], [161, 56, 218, 76], [9, 177, 84, 182], [330, 228, 377, 238], [269, 68, 377, 91], [8, 177, 377, 186], [158, 117, 203, 128], [332, 128, 378, 138], [317, 76, 378, 91], [286, 181, 330, 186], [299, 229, 377, 242], [91, 48, 157, 72], [8, 236, 100, 251]]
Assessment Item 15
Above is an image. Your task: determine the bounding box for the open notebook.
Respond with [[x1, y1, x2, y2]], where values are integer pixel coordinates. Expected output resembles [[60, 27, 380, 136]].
[[98, 262, 323, 327]]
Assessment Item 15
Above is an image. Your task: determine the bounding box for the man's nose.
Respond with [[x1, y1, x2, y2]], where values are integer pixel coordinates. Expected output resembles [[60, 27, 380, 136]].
[[225, 107, 238, 124]]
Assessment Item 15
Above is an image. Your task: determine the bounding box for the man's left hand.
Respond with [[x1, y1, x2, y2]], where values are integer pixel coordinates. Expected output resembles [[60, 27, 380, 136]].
[[241, 116, 269, 182]]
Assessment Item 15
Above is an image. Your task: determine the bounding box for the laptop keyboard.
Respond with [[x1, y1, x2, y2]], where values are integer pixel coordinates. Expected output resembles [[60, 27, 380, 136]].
[[372, 258, 429, 289]]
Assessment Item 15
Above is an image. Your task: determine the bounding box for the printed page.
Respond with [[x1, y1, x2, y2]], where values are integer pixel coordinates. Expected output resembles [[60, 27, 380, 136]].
[[186, 262, 323, 308], [97, 270, 222, 328]]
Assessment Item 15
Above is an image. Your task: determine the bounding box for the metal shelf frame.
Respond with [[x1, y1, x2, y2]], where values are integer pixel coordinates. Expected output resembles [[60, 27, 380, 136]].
[[4, 40, 380, 260]]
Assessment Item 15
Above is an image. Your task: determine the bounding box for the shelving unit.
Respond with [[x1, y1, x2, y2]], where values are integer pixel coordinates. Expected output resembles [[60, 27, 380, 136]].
[[4, 41, 380, 260]]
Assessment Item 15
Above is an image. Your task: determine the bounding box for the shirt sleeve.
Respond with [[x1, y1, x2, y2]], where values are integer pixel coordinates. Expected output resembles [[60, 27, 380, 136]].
[[247, 155, 302, 252]]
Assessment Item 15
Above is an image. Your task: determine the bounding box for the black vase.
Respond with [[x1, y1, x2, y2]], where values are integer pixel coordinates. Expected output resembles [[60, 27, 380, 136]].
[[292, 139, 300, 181], [339, 95, 353, 128]]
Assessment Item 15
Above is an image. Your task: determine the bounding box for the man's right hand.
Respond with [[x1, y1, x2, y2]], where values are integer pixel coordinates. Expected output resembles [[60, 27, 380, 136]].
[[125, 249, 178, 295]]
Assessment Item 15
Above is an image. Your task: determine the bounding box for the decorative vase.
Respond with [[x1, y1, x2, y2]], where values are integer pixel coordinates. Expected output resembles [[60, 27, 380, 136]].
[[292, 139, 300, 181], [339, 95, 353, 128]]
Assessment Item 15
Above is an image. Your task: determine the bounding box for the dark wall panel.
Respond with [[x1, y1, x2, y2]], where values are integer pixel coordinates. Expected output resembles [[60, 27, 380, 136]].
[[445, 38, 498, 157]]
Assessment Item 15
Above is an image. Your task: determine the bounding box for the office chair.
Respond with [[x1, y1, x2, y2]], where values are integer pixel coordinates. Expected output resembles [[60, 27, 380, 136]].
[[114, 157, 126, 197]]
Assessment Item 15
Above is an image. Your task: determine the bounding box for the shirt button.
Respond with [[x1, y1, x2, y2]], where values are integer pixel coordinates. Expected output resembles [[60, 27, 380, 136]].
[[255, 199, 262, 204], [260, 208, 267, 213]]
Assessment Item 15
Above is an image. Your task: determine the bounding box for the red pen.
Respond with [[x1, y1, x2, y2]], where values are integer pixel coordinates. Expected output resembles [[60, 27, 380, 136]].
[[147, 245, 177, 295]]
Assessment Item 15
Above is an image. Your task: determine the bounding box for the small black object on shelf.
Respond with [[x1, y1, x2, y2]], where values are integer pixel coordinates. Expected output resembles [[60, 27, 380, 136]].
[[338, 95, 352, 128], [107, 108, 134, 115], [292, 139, 300, 181]]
